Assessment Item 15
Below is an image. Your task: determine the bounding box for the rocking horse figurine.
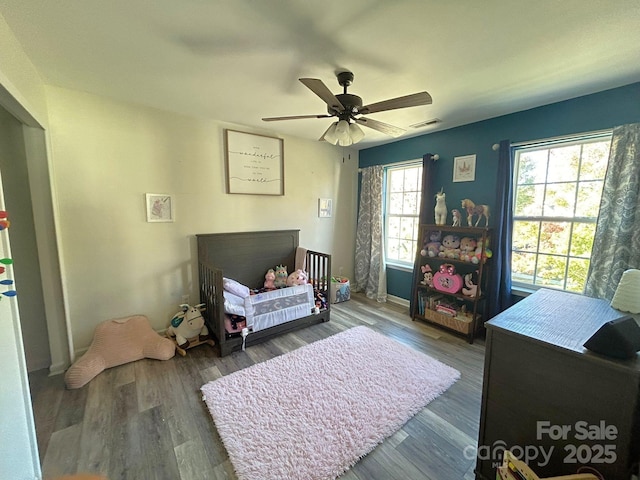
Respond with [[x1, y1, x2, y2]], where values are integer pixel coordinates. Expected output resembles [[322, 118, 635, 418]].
[[461, 199, 490, 227]]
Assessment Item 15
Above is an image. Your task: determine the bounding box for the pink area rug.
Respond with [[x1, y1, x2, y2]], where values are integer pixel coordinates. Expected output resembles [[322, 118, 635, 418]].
[[201, 326, 460, 480]]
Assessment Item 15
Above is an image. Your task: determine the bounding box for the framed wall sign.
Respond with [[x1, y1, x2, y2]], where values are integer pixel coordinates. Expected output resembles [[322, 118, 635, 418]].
[[453, 154, 476, 182], [145, 194, 174, 222], [224, 129, 284, 195], [318, 198, 333, 218]]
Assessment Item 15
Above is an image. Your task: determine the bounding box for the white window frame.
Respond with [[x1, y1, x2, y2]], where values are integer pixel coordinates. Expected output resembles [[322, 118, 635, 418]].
[[384, 162, 423, 270], [511, 132, 612, 293]]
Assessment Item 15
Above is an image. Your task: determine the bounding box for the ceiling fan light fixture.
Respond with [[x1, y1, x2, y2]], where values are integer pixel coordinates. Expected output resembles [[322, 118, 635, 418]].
[[335, 120, 350, 141], [324, 122, 340, 145], [349, 122, 365, 144], [263, 71, 432, 143]]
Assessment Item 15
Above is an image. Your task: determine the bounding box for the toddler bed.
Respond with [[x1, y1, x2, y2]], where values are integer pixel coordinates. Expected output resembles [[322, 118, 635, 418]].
[[197, 230, 331, 356]]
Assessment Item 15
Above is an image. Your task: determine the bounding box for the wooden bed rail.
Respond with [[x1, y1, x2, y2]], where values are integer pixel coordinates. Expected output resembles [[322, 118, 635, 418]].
[[305, 249, 331, 292]]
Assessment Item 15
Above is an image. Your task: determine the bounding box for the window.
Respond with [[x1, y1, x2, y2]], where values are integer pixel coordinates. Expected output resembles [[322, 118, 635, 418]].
[[512, 134, 611, 292], [385, 163, 422, 267]]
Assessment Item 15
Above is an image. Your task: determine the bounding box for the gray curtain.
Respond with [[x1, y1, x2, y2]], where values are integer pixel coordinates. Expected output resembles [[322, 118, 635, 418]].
[[354, 165, 387, 302], [584, 123, 640, 300]]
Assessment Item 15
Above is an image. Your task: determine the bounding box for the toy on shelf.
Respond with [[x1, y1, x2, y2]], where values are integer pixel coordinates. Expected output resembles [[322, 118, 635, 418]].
[[420, 264, 433, 287], [434, 189, 448, 225], [462, 271, 480, 297], [451, 209, 461, 227], [439, 234, 461, 259], [166, 303, 215, 356], [433, 263, 463, 294], [459, 237, 477, 262], [420, 230, 442, 257], [461, 199, 490, 227]]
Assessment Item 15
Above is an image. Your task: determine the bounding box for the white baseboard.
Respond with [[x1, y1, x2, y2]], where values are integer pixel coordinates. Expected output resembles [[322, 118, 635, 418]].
[[48, 361, 67, 376], [386, 295, 410, 308]]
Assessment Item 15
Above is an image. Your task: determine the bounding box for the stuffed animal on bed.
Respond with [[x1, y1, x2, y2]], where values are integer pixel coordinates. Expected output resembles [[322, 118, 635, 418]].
[[167, 303, 210, 349], [264, 268, 276, 289], [274, 264, 288, 288], [286, 269, 308, 286]]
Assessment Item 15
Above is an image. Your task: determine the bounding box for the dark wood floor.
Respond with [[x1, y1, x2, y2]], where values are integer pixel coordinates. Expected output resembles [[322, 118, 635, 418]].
[[29, 293, 486, 480]]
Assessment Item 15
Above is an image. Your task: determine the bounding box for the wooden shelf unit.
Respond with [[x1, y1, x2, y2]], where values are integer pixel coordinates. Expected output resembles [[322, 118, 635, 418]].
[[412, 224, 491, 342]]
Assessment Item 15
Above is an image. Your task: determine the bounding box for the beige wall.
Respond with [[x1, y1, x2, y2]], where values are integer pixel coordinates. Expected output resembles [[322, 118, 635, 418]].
[[0, 13, 48, 126], [46, 86, 358, 353]]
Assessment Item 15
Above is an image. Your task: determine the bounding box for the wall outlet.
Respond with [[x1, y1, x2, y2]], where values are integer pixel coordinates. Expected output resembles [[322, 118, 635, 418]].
[[181, 294, 190, 305]]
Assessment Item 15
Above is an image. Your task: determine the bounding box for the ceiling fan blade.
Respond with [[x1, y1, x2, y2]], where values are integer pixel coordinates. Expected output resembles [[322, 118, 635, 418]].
[[262, 114, 333, 122], [299, 78, 345, 112], [356, 117, 406, 137], [359, 92, 432, 115]]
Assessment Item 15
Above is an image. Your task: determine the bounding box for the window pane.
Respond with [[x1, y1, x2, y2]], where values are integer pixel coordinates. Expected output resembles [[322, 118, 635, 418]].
[[513, 221, 539, 252], [389, 193, 403, 214], [400, 217, 415, 240], [543, 183, 576, 217], [575, 181, 603, 218], [387, 237, 399, 261], [534, 254, 567, 289], [518, 150, 548, 184], [511, 134, 610, 293], [397, 239, 414, 263], [567, 258, 590, 293], [389, 170, 404, 192], [580, 141, 610, 180], [569, 223, 596, 257], [539, 222, 570, 256], [512, 251, 537, 284], [384, 163, 422, 266], [387, 216, 400, 239], [515, 185, 544, 216], [403, 192, 419, 214], [547, 145, 580, 182], [403, 167, 420, 191]]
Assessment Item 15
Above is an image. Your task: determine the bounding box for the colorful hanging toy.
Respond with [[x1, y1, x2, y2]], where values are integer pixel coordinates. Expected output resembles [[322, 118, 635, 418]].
[[0, 211, 17, 299], [0, 210, 9, 231]]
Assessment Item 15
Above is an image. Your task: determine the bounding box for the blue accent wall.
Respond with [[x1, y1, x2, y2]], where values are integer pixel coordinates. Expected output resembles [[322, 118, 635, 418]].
[[360, 82, 640, 300]]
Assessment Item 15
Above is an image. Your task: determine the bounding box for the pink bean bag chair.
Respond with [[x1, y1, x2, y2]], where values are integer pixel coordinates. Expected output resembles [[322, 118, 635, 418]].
[[64, 315, 175, 389]]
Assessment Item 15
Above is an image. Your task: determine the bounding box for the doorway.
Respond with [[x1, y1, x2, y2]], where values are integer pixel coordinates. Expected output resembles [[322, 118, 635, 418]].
[[0, 98, 70, 374]]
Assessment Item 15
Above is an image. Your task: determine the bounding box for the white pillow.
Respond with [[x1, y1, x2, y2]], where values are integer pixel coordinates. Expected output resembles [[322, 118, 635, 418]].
[[223, 277, 250, 298], [223, 299, 246, 317], [223, 290, 245, 306]]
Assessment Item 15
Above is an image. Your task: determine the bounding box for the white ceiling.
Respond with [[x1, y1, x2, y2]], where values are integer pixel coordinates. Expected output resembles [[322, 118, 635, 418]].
[[1, 0, 639, 149]]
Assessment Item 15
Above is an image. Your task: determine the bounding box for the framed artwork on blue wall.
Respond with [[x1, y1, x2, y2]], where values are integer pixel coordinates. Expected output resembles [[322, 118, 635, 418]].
[[453, 154, 476, 182]]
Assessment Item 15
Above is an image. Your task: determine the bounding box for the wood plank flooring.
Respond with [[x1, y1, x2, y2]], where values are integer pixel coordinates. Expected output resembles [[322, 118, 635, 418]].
[[29, 294, 486, 480]]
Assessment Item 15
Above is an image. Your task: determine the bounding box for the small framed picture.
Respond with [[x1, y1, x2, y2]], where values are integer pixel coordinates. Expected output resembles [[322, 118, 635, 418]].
[[453, 154, 476, 182], [318, 198, 333, 218], [145, 194, 174, 222]]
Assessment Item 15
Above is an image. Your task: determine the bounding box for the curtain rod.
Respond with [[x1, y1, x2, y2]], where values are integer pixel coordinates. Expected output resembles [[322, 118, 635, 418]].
[[358, 155, 439, 173], [505, 129, 613, 148]]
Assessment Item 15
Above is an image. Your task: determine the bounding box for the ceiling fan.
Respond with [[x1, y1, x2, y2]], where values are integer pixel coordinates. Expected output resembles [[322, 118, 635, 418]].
[[262, 71, 432, 146]]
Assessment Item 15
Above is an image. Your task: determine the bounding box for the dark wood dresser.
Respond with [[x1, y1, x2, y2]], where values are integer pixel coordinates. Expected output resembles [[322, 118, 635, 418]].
[[475, 288, 640, 480]]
